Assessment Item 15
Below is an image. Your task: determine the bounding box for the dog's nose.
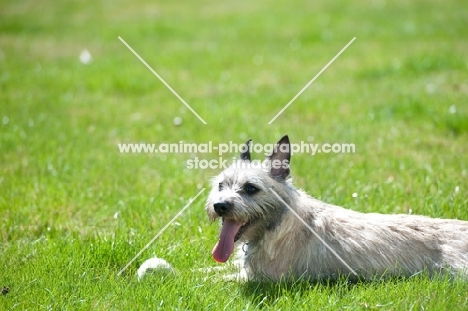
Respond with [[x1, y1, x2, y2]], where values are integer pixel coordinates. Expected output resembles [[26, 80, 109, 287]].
[[214, 201, 231, 216]]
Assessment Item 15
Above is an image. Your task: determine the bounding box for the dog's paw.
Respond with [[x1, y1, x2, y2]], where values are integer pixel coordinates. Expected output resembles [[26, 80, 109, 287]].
[[222, 269, 248, 282]]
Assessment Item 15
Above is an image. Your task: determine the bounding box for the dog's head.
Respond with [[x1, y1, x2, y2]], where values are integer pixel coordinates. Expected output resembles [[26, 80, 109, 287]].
[[205, 135, 294, 263]]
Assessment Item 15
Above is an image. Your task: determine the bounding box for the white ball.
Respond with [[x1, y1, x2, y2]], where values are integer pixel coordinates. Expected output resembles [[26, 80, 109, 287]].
[[137, 257, 175, 280]]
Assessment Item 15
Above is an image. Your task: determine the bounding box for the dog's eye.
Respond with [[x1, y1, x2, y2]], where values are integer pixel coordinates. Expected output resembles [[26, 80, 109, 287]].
[[218, 183, 223, 191], [244, 184, 259, 195]]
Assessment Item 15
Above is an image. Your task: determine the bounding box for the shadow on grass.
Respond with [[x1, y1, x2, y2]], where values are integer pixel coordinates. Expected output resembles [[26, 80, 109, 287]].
[[239, 276, 358, 307], [237, 271, 457, 308]]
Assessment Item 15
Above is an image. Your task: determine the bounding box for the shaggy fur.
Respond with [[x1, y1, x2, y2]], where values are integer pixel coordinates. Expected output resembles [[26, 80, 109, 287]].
[[205, 135, 468, 281]]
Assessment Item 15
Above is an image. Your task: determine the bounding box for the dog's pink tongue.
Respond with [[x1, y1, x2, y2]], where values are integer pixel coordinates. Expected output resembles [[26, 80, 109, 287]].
[[212, 219, 243, 263]]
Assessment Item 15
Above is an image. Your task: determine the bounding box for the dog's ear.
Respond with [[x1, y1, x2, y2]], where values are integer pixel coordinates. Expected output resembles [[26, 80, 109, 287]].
[[240, 139, 252, 162], [268, 135, 290, 179]]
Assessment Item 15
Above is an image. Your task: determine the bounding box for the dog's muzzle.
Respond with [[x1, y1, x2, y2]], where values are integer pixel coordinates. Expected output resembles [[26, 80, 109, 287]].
[[213, 201, 232, 216]]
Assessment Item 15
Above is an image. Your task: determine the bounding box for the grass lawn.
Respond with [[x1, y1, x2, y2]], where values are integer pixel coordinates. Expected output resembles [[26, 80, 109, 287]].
[[1, 0, 468, 309]]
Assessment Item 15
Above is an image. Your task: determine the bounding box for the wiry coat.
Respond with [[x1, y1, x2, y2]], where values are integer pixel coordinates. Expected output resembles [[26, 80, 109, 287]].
[[205, 136, 468, 281]]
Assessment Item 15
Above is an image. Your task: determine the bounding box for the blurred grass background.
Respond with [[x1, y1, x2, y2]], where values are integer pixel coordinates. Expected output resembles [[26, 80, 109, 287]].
[[1, 0, 467, 309]]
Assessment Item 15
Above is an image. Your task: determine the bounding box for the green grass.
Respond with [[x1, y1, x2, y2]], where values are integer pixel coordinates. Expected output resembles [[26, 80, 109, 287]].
[[1, 0, 468, 309]]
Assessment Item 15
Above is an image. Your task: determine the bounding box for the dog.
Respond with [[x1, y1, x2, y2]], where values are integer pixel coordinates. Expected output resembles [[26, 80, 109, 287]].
[[205, 135, 468, 281]]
